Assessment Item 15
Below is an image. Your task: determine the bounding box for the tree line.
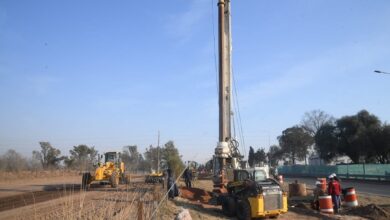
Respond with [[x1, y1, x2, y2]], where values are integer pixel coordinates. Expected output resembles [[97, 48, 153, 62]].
[[0, 140, 185, 176], [247, 109, 390, 166]]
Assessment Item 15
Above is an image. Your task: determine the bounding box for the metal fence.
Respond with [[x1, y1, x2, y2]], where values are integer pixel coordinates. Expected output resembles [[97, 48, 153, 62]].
[[277, 164, 390, 181]]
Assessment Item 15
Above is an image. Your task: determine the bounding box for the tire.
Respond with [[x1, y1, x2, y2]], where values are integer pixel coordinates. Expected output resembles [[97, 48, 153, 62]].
[[120, 173, 126, 184], [81, 173, 91, 190], [110, 172, 119, 188], [236, 199, 251, 220], [222, 196, 236, 217]]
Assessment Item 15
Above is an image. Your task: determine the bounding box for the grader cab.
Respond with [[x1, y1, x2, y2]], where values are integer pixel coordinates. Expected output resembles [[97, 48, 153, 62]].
[[81, 151, 130, 189]]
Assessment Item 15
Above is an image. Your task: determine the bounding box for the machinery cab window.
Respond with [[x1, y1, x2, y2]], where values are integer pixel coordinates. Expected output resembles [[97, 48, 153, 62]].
[[253, 170, 267, 181], [234, 170, 251, 181], [105, 152, 117, 163]]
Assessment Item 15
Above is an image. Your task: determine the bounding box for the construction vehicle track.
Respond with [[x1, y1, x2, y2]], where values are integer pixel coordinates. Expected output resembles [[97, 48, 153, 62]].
[[0, 184, 81, 212]]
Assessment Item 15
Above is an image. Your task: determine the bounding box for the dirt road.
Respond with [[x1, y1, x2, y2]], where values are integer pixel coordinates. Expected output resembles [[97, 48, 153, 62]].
[[0, 175, 163, 220], [0, 174, 389, 219]]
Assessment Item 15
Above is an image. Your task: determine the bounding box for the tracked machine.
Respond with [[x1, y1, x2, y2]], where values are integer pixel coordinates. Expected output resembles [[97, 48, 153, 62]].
[[145, 131, 165, 184], [212, 1, 287, 219], [145, 170, 164, 184], [81, 151, 130, 189]]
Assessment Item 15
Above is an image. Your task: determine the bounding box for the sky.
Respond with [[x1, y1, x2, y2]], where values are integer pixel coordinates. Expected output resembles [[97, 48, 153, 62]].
[[0, 0, 389, 163]]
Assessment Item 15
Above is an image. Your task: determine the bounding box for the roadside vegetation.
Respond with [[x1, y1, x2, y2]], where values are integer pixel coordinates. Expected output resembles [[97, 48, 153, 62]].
[[0, 140, 186, 176], [216, 109, 390, 168]]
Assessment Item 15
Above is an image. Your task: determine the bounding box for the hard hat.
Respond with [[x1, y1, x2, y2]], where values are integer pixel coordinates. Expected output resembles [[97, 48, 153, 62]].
[[315, 181, 322, 185], [328, 174, 334, 179]]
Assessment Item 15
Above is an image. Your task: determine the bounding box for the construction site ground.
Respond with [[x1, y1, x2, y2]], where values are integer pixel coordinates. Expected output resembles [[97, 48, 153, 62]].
[[0, 172, 389, 220]]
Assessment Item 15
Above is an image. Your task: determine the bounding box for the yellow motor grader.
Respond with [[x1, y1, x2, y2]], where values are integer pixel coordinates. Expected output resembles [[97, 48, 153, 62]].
[[81, 151, 130, 189]]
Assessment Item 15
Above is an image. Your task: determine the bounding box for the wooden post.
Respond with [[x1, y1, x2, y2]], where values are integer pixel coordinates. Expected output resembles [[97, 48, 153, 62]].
[[152, 201, 158, 220], [137, 199, 144, 220]]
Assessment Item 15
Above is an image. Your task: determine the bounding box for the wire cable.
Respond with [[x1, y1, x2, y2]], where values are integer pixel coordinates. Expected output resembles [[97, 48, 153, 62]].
[[211, 0, 219, 99]]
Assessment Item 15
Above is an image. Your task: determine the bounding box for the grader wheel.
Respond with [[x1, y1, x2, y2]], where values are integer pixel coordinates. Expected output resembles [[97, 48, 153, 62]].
[[81, 173, 91, 190], [110, 173, 119, 188]]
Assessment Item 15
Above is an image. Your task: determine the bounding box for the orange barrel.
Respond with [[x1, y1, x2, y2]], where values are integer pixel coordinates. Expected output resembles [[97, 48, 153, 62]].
[[319, 195, 334, 214], [278, 175, 284, 184], [317, 178, 327, 191], [344, 187, 358, 207]]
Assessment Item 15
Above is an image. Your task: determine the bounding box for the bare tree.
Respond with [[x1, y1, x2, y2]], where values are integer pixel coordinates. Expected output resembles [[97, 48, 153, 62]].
[[301, 110, 335, 136], [33, 142, 64, 169], [1, 150, 28, 172]]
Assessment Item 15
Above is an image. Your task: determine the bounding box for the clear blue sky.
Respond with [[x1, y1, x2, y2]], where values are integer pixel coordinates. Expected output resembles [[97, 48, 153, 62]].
[[1, 0, 389, 163]]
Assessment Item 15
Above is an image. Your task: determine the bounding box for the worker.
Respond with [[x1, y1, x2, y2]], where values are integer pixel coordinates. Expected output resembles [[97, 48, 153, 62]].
[[184, 167, 192, 188], [312, 181, 325, 210], [167, 168, 179, 199], [328, 174, 342, 213]]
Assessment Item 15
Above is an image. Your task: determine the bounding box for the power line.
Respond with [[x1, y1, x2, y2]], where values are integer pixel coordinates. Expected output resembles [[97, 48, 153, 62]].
[[211, 0, 219, 98]]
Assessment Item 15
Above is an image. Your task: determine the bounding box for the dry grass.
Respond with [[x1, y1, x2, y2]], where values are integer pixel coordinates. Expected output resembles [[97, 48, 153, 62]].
[[0, 170, 79, 183], [0, 174, 168, 220]]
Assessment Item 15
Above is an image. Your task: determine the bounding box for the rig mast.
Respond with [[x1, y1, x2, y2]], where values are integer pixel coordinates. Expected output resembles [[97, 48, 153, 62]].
[[213, 0, 241, 191]]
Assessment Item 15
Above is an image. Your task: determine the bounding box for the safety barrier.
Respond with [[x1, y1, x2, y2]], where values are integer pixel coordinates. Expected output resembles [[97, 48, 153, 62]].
[[317, 178, 327, 191], [319, 195, 333, 214], [278, 164, 390, 181], [344, 187, 358, 207]]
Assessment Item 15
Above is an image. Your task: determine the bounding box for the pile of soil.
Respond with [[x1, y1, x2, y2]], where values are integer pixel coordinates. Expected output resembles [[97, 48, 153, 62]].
[[179, 187, 212, 203], [295, 202, 312, 210], [344, 204, 390, 220]]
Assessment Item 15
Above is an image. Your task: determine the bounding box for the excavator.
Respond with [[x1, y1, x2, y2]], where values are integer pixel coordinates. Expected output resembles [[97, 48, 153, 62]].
[[212, 1, 287, 219]]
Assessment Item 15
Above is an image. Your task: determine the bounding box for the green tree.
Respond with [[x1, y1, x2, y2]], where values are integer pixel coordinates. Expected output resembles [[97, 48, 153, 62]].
[[337, 110, 381, 163], [367, 124, 390, 163], [254, 148, 267, 165], [278, 126, 313, 164], [144, 145, 160, 172], [248, 146, 255, 167], [162, 141, 185, 177], [65, 145, 97, 171], [315, 124, 339, 162], [267, 145, 283, 167], [33, 142, 64, 169]]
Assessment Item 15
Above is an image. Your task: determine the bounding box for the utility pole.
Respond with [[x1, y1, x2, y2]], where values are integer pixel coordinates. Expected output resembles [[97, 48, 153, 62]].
[[157, 130, 160, 174]]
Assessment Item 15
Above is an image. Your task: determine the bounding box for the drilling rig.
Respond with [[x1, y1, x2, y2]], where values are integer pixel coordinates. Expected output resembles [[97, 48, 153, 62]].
[[212, 0, 242, 193], [212, 1, 288, 219]]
